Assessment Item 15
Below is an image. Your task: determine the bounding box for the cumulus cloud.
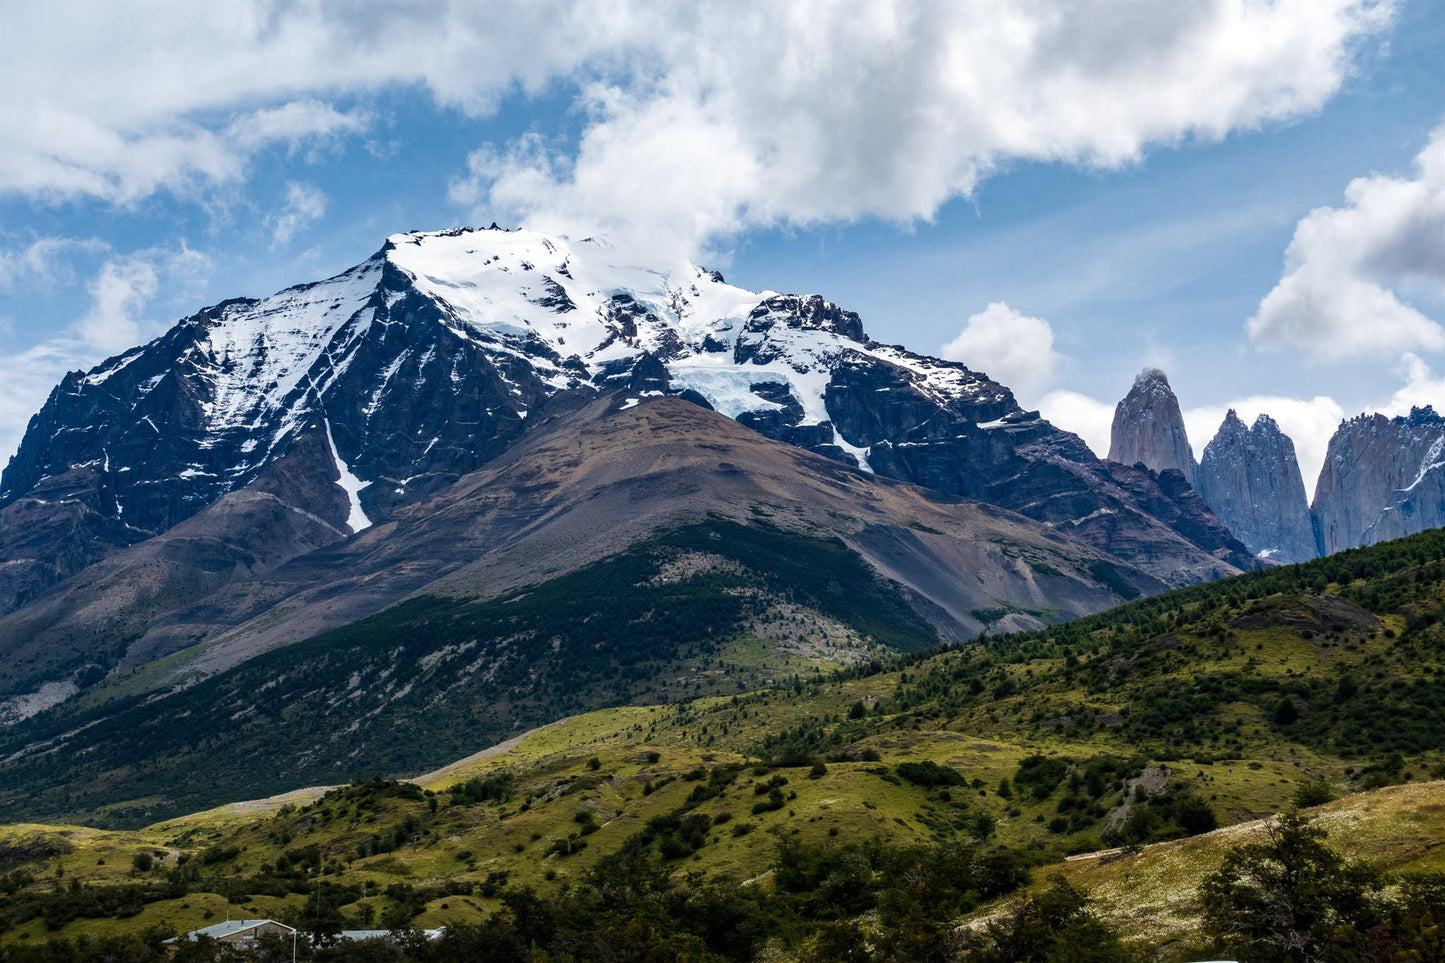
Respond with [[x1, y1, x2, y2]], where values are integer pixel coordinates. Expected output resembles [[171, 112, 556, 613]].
[[268, 183, 328, 247], [76, 258, 159, 352], [0, 1, 631, 205], [227, 101, 370, 153], [1380, 352, 1445, 416], [941, 302, 1059, 402], [1248, 125, 1445, 360], [1, 0, 1392, 249], [454, 0, 1395, 257], [1038, 390, 1117, 458]]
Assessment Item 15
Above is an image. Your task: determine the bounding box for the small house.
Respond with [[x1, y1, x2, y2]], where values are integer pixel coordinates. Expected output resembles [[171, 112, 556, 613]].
[[165, 919, 297, 953]]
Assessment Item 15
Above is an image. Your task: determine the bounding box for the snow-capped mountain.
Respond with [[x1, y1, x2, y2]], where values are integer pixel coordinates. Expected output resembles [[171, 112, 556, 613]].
[[0, 226, 1251, 616], [1313, 407, 1445, 555]]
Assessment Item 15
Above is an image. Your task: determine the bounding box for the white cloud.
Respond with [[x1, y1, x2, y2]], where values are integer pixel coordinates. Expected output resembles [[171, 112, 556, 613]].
[[455, 0, 1395, 257], [1248, 125, 1445, 360], [268, 183, 328, 247], [0, 1, 629, 205], [1, 1, 1392, 249], [0, 236, 108, 290], [1379, 352, 1445, 416], [77, 258, 159, 353], [940, 302, 1058, 402], [227, 101, 370, 153], [1038, 390, 1117, 458]]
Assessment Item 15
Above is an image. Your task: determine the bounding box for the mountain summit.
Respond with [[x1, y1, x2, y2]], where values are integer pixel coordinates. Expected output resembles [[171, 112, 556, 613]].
[[1197, 410, 1316, 563], [0, 227, 1250, 620], [1313, 407, 1445, 554], [1107, 368, 1197, 487]]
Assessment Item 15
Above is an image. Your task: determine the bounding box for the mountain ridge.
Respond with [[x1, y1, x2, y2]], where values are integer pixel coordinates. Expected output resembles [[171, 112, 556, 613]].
[[0, 226, 1251, 623]]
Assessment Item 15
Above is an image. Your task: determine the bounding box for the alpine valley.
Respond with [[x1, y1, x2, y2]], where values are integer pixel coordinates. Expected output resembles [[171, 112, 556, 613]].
[[1, 228, 1443, 961]]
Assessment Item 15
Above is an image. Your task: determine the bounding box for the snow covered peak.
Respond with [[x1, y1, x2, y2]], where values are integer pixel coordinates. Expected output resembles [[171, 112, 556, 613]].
[[382, 226, 772, 376], [2, 223, 1029, 555]]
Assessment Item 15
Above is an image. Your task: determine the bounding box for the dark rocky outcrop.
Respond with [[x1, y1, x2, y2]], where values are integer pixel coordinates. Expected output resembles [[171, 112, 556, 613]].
[[1108, 369, 1197, 487], [1197, 410, 1317, 563]]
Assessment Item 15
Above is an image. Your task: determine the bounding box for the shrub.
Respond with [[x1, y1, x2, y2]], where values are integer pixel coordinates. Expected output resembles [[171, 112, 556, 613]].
[[895, 761, 965, 788], [1293, 780, 1336, 808]]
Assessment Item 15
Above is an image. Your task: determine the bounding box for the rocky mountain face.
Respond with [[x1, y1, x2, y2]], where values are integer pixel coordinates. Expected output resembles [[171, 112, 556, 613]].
[[0, 227, 1251, 627], [1107, 368, 1197, 486], [1313, 407, 1445, 554], [1196, 410, 1317, 564], [0, 396, 1170, 816]]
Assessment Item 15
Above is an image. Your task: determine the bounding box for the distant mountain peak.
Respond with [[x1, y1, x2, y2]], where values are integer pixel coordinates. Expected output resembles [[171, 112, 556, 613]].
[[1198, 409, 1316, 563], [1107, 367, 1197, 487], [1314, 405, 1445, 554]]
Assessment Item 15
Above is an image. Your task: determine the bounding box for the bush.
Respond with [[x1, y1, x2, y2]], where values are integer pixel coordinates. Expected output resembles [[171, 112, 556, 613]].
[[1014, 756, 1069, 799], [895, 761, 965, 788], [1293, 780, 1336, 808], [1174, 795, 1218, 836], [451, 770, 515, 806]]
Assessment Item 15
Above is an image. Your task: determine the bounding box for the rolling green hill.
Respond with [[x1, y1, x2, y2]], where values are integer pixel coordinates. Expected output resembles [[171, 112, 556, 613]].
[[2, 527, 1443, 959]]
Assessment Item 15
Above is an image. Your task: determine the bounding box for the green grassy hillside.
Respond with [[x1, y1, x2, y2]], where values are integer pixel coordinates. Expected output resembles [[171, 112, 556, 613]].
[[1, 528, 1443, 958], [0, 519, 936, 825]]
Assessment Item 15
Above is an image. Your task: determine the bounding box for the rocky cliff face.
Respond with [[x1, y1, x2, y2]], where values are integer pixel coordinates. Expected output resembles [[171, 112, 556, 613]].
[[1108, 369, 1197, 487], [1313, 407, 1445, 554], [0, 227, 1252, 622], [1196, 410, 1317, 563]]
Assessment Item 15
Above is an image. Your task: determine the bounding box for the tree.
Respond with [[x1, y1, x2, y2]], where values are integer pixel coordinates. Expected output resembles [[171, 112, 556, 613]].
[[1387, 871, 1445, 961], [300, 889, 347, 947], [1175, 794, 1218, 836], [960, 877, 1137, 962], [1200, 810, 1384, 961]]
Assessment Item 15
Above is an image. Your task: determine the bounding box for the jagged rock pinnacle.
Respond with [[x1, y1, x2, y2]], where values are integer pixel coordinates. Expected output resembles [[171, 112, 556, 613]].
[[1107, 368, 1197, 487]]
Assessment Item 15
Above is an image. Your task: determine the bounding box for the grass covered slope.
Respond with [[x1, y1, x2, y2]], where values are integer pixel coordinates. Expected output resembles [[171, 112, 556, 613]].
[[0, 527, 1442, 954], [0, 519, 941, 825], [1034, 779, 1445, 946]]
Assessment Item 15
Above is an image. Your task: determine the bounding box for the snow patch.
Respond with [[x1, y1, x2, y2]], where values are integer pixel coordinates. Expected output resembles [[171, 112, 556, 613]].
[[1400, 436, 1445, 494], [324, 418, 371, 533]]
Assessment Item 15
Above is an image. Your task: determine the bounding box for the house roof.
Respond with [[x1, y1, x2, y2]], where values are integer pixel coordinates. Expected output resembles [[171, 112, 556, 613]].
[[337, 927, 448, 942], [164, 919, 296, 942]]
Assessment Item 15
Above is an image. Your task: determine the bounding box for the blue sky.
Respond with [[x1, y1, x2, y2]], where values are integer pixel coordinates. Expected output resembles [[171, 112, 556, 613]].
[[2, 0, 1443, 485]]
